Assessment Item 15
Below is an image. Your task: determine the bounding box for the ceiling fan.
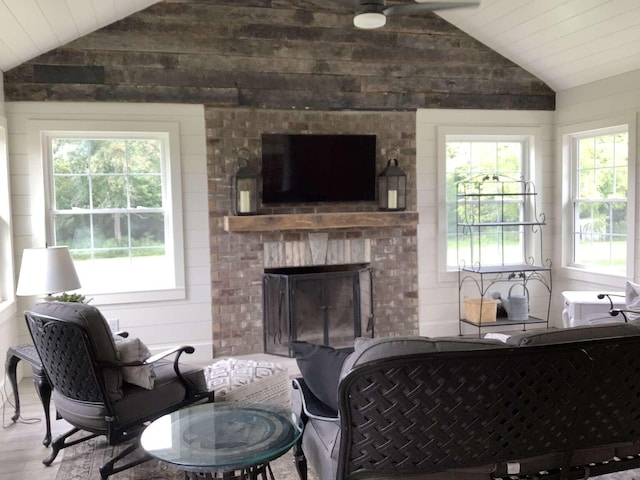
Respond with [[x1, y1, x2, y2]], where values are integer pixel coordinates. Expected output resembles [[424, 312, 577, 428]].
[[354, 0, 480, 29]]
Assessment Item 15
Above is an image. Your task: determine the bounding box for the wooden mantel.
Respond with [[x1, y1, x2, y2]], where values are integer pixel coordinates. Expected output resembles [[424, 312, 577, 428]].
[[223, 211, 419, 232]]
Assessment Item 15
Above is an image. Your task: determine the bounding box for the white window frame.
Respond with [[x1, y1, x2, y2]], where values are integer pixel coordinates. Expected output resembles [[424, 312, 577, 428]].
[[560, 116, 636, 286], [0, 116, 17, 324], [437, 126, 539, 281], [33, 120, 185, 304]]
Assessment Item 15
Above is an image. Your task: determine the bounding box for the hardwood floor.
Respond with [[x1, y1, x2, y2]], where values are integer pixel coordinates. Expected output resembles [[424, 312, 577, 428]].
[[0, 378, 70, 480]]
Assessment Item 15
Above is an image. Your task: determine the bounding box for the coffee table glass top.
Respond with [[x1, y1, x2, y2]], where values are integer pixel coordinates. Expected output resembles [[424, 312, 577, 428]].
[[141, 402, 303, 473]]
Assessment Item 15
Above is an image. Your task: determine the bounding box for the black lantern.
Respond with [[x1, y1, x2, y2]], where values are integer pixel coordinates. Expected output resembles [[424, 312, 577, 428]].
[[233, 148, 258, 215], [378, 150, 406, 211]]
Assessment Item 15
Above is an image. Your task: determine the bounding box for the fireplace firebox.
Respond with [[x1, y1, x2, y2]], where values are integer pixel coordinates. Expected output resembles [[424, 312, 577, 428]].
[[263, 267, 373, 357]]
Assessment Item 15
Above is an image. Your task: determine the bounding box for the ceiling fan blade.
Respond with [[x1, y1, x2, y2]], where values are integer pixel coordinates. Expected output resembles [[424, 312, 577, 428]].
[[384, 1, 479, 16], [414, 0, 480, 7]]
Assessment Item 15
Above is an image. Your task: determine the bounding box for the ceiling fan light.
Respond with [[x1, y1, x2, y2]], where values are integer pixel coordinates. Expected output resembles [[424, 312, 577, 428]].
[[354, 12, 387, 29]]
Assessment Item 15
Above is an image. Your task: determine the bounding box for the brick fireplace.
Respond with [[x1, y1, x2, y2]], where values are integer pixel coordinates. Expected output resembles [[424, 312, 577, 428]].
[[206, 107, 419, 357]]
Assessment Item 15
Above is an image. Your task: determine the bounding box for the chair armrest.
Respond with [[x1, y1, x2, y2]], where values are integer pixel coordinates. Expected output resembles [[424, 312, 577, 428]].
[[110, 345, 199, 394], [292, 378, 339, 421], [145, 345, 194, 364], [597, 293, 631, 322]]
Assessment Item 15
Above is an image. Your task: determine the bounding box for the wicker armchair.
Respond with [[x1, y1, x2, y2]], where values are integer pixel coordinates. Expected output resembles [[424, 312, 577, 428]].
[[24, 302, 213, 479]]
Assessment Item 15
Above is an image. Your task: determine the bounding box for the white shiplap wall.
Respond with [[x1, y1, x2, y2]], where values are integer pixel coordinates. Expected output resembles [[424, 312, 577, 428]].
[[554, 69, 640, 294], [7, 102, 213, 362], [415, 109, 556, 337]]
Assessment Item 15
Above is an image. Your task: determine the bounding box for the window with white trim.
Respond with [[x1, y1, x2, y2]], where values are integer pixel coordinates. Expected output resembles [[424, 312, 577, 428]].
[[445, 136, 529, 270], [44, 130, 183, 295], [568, 127, 629, 275]]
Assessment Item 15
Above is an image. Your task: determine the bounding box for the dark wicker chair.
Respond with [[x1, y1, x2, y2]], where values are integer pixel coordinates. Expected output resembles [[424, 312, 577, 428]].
[[292, 331, 640, 480], [24, 302, 213, 479]]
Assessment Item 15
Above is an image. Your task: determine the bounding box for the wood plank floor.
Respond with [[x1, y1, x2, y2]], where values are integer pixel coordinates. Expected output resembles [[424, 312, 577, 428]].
[[1, 378, 70, 480]]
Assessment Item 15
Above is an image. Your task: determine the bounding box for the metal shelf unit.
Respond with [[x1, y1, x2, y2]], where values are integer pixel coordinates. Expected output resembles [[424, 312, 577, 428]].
[[456, 175, 552, 335]]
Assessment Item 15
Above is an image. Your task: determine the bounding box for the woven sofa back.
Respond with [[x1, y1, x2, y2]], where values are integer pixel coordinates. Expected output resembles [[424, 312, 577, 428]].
[[336, 335, 640, 479]]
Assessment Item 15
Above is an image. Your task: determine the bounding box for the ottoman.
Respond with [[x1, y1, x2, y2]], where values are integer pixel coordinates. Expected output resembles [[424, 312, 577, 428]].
[[204, 358, 290, 408]]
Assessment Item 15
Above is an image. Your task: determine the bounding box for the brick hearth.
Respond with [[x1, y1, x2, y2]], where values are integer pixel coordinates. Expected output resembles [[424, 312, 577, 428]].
[[207, 107, 419, 356]]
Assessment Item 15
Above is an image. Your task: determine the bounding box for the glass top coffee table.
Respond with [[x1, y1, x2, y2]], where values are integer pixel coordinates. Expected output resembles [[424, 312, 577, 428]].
[[141, 402, 303, 479]]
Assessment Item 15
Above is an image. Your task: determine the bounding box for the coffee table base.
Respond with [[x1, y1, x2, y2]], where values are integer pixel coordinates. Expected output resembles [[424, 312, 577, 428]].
[[184, 462, 274, 480]]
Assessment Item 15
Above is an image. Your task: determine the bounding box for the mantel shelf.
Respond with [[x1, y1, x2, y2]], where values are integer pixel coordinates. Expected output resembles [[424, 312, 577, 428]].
[[223, 211, 419, 232]]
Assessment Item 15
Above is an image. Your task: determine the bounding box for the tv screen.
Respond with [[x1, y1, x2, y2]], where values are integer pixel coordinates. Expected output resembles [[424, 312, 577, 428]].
[[261, 134, 377, 203]]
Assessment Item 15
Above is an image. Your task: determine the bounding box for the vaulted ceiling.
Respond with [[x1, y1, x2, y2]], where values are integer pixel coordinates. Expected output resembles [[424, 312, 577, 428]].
[[1, 0, 639, 93]]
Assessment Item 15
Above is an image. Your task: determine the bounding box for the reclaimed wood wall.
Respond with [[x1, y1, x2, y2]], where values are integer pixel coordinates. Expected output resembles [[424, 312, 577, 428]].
[[3, 0, 555, 110]]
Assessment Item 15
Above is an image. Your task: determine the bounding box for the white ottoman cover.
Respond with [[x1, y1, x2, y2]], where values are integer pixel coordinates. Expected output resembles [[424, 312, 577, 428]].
[[204, 358, 290, 408]]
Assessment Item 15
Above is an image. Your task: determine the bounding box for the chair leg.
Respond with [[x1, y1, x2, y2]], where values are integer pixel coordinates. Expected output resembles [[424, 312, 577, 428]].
[[43, 427, 100, 466], [99, 439, 152, 480], [294, 439, 308, 480]]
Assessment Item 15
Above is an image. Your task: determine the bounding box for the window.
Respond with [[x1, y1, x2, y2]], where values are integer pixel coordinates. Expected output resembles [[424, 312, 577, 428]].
[[445, 136, 529, 270], [43, 128, 184, 297], [569, 127, 629, 275]]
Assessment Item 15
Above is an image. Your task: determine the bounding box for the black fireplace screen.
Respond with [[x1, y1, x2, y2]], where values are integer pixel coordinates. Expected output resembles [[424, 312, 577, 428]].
[[263, 267, 373, 357]]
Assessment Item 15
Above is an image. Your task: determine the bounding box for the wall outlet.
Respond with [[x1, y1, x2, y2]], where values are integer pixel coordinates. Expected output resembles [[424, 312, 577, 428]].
[[107, 318, 119, 332]]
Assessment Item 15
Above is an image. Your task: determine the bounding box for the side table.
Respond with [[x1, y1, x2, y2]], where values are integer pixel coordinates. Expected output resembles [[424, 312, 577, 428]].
[[5, 344, 53, 446], [141, 402, 303, 479]]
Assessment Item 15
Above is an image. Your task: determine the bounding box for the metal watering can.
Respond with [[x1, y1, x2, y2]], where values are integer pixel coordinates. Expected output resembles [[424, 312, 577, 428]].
[[501, 284, 529, 321]]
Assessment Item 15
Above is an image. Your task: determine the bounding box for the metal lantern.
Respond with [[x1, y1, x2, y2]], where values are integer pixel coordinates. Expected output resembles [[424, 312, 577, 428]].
[[233, 148, 258, 215], [378, 150, 406, 211]]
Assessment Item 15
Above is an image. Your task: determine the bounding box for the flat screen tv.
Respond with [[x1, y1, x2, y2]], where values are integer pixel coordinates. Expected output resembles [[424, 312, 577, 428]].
[[261, 134, 377, 203]]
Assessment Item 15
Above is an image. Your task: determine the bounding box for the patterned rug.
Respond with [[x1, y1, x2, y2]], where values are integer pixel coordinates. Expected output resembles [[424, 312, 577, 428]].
[[54, 434, 318, 480]]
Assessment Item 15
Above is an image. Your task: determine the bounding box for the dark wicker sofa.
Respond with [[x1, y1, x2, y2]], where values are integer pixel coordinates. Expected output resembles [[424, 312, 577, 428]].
[[291, 323, 640, 480]]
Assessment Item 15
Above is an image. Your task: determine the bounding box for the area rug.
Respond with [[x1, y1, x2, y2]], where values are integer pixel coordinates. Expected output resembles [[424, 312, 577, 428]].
[[55, 434, 318, 480]]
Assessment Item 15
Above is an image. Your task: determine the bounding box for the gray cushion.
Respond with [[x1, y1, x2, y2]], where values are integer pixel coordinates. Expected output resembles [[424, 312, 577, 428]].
[[291, 341, 353, 412], [32, 301, 123, 401], [506, 323, 640, 346], [341, 335, 508, 379]]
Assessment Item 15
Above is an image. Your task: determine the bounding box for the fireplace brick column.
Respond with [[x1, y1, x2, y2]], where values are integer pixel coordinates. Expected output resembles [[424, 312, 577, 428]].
[[206, 107, 418, 357]]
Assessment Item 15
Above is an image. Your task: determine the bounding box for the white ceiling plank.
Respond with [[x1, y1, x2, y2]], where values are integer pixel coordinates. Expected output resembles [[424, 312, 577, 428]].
[[2, 0, 58, 53], [497, 0, 613, 45], [65, 0, 98, 36], [515, 5, 640, 64], [0, 2, 40, 63], [482, 0, 572, 41], [528, 24, 640, 74], [35, 0, 79, 45], [91, 0, 117, 26], [550, 50, 640, 91], [0, 38, 21, 71]]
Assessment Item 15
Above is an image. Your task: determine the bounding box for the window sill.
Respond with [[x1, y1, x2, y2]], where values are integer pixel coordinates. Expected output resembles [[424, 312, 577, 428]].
[[561, 265, 627, 290], [84, 287, 186, 306]]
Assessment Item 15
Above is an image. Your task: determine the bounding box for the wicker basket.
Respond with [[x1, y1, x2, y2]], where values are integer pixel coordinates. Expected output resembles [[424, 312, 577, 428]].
[[464, 297, 498, 324]]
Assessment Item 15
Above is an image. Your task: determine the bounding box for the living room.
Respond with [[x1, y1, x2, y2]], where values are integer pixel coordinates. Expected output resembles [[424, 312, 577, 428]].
[[1, 1, 640, 477], [1, 0, 639, 369]]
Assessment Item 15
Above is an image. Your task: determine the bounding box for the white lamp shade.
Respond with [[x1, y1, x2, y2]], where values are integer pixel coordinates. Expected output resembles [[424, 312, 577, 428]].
[[16, 246, 82, 296]]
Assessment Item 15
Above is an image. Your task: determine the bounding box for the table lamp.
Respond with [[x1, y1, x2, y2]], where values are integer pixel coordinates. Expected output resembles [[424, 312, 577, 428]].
[[16, 246, 82, 299]]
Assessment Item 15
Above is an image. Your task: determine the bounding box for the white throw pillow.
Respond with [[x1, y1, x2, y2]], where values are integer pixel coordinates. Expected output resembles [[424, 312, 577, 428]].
[[114, 336, 156, 389], [625, 281, 640, 323]]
